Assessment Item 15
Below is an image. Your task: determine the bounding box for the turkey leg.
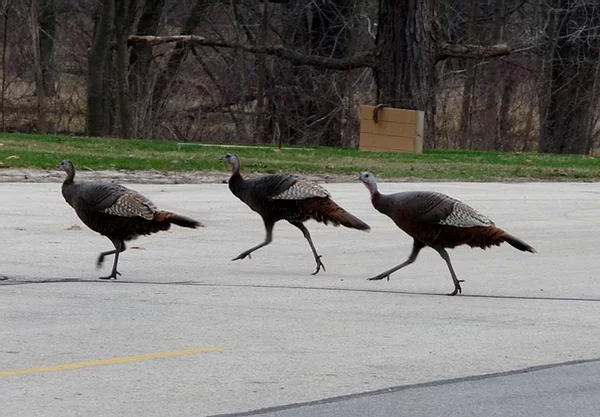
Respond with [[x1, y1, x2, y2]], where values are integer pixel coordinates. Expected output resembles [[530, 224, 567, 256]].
[[367, 240, 424, 282], [233, 221, 274, 261], [290, 222, 326, 275], [432, 246, 464, 296], [97, 237, 125, 280]]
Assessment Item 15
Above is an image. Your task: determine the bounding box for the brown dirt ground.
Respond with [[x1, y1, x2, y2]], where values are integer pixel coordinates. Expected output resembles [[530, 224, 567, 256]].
[[0, 168, 365, 184]]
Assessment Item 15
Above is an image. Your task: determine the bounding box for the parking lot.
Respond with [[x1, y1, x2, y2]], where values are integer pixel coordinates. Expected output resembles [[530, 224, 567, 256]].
[[2, 181, 600, 416]]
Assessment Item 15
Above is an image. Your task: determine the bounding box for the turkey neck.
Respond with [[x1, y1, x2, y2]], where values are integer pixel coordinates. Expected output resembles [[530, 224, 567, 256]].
[[228, 168, 245, 197], [370, 190, 394, 216], [63, 165, 75, 185], [61, 166, 78, 206]]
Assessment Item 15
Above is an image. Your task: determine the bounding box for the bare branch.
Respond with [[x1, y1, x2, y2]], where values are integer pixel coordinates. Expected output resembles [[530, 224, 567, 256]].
[[128, 35, 374, 70], [128, 35, 205, 47], [437, 43, 511, 61]]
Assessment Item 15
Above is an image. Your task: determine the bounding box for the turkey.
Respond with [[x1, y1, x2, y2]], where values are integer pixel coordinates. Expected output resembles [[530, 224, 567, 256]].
[[221, 153, 370, 274], [59, 160, 202, 279], [358, 172, 536, 295]]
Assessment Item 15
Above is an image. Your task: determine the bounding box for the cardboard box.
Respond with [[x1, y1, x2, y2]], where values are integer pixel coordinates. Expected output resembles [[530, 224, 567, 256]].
[[359, 105, 424, 153]]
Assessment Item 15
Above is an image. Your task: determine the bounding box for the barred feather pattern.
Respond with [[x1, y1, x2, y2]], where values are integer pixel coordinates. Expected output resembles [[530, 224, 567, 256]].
[[271, 179, 330, 200], [437, 201, 494, 228], [101, 192, 157, 220]]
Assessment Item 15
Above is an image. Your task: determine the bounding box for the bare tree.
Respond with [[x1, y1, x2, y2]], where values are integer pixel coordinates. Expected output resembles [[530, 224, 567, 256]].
[[38, 0, 55, 97], [87, 0, 115, 136], [114, 0, 132, 137], [3, 0, 599, 155], [151, 0, 211, 112], [0, 0, 13, 131], [538, 0, 600, 154], [30, 0, 47, 133], [129, 0, 165, 125]]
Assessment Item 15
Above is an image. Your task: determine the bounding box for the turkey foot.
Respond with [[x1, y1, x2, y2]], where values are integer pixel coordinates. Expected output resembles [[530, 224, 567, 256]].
[[311, 255, 326, 275], [99, 271, 121, 280], [232, 251, 252, 261], [232, 237, 271, 262], [367, 273, 390, 282], [447, 279, 465, 296]]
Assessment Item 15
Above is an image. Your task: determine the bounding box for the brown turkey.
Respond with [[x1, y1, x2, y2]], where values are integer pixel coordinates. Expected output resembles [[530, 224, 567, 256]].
[[222, 153, 370, 274], [59, 160, 202, 279], [359, 172, 536, 295]]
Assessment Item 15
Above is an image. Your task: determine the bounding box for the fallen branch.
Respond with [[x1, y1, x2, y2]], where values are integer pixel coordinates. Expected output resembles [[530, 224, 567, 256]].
[[128, 36, 513, 69], [128, 35, 374, 70], [437, 43, 511, 61]]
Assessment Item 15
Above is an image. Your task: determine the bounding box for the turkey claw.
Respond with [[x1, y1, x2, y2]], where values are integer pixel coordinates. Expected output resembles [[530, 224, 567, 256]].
[[447, 279, 465, 296], [99, 271, 121, 280], [311, 255, 326, 275], [367, 274, 389, 281], [232, 252, 251, 261]]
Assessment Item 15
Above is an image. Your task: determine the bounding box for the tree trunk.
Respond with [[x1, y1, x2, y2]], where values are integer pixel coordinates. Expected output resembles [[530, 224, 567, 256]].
[[253, 2, 269, 143], [374, 0, 438, 146], [458, 0, 479, 149], [539, 0, 600, 154], [30, 0, 47, 133], [484, 0, 505, 150], [0, 2, 10, 131], [38, 0, 56, 97], [585, 52, 600, 153], [114, 0, 132, 138], [151, 0, 209, 110], [87, 0, 115, 136], [129, 0, 165, 102], [497, 75, 515, 151]]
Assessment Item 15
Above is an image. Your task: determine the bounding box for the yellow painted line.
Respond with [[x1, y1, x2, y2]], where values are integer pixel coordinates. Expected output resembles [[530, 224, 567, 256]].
[[0, 347, 226, 378]]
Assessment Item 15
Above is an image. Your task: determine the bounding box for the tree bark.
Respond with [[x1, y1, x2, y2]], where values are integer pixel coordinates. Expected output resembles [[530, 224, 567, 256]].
[[497, 76, 515, 151], [30, 0, 47, 133], [253, 2, 269, 143], [0, 1, 11, 131], [129, 0, 165, 103], [373, 0, 439, 145], [458, 0, 479, 149], [38, 0, 56, 97], [114, 0, 132, 138], [87, 0, 115, 136], [484, 0, 505, 150]]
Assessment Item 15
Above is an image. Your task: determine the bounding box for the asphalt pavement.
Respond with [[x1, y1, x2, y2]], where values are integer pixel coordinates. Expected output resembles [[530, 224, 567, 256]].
[[1, 181, 600, 416]]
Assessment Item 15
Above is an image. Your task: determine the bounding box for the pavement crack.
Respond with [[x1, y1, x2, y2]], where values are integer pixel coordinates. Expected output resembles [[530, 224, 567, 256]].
[[3, 278, 600, 302]]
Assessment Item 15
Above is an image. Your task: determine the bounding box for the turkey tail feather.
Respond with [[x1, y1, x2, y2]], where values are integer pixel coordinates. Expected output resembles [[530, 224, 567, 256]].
[[157, 211, 203, 228], [314, 199, 370, 231], [500, 231, 536, 253]]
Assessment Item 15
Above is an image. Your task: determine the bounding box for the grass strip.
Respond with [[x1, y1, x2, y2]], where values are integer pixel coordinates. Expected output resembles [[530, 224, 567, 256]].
[[0, 132, 599, 181]]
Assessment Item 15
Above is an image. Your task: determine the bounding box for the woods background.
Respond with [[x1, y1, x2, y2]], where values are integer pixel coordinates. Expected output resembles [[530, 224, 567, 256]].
[[4, 0, 600, 154]]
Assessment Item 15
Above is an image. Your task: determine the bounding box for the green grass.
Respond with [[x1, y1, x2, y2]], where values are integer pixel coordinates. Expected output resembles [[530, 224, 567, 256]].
[[1, 132, 599, 181]]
